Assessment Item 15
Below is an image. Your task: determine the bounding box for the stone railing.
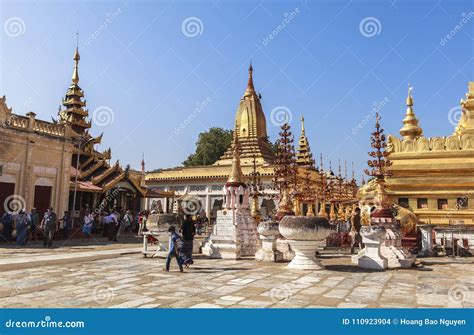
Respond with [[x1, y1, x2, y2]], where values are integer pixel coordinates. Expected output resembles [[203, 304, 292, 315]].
[[388, 134, 474, 153]]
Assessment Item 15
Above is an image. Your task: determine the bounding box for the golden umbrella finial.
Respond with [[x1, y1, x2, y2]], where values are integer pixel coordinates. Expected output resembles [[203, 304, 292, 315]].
[[72, 32, 80, 85]]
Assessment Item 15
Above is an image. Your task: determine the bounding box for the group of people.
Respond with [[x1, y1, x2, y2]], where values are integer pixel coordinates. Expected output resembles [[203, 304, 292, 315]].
[[0, 206, 152, 248], [0, 207, 58, 248]]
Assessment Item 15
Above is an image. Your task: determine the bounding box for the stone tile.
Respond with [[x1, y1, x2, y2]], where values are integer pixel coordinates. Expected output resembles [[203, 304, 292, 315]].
[[219, 295, 245, 302], [324, 289, 350, 299], [190, 303, 221, 308], [337, 302, 367, 308]]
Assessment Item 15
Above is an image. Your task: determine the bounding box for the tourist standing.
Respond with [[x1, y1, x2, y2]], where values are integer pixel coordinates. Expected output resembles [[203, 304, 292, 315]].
[[138, 210, 148, 236], [82, 212, 94, 241], [107, 210, 119, 242], [350, 207, 362, 254], [101, 211, 109, 238], [29, 208, 40, 241], [1, 211, 13, 242], [40, 207, 57, 249], [180, 215, 195, 268], [117, 209, 132, 239], [15, 209, 30, 246], [165, 226, 183, 272], [61, 211, 71, 239]]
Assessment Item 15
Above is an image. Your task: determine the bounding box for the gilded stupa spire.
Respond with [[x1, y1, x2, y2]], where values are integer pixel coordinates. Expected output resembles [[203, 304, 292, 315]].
[[243, 61, 256, 99], [216, 61, 275, 166], [227, 136, 245, 186], [58, 34, 91, 134], [72, 32, 80, 85], [400, 84, 423, 140], [296, 115, 315, 167], [454, 82, 474, 135]]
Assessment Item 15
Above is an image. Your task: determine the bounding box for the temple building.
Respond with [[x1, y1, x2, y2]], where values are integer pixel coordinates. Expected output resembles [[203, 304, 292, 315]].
[[145, 65, 328, 221], [0, 97, 74, 217], [386, 83, 474, 234], [0, 42, 159, 222]]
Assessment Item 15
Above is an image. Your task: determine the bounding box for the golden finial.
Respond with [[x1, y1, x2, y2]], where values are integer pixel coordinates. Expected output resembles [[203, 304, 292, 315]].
[[320, 153, 323, 170], [400, 83, 422, 140], [243, 61, 256, 99], [72, 32, 80, 85], [227, 136, 245, 186], [301, 115, 305, 133]]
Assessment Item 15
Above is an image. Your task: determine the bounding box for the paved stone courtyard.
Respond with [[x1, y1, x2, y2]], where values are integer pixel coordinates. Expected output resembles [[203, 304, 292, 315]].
[[0, 242, 473, 308]]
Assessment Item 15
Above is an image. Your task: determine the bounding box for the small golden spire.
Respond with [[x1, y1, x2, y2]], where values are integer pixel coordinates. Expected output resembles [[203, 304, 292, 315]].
[[227, 136, 245, 186], [72, 32, 80, 85], [400, 84, 423, 140], [301, 115, 305, 133], [243, 61, 256, 99]]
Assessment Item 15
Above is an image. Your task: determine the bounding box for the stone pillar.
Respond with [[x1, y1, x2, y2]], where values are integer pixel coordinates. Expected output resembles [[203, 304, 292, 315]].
[[418, 224, 436, 256], [255, 220, 282, 262]]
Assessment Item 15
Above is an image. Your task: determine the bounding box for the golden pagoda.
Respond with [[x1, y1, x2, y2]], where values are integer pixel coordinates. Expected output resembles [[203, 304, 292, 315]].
[[216, 63, 275, 166], [146, 64, 279, 219], [384, 82, 474, 229], [296, 115, 315, 167]]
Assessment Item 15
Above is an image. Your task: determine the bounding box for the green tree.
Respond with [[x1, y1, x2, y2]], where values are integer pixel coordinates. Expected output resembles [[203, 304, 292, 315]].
[[182, 127, 233, 166]]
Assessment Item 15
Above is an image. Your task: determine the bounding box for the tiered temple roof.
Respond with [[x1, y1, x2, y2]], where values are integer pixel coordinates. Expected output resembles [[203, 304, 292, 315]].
[[296, 115, 315, 167], [55, 43, 152, 197], [57, 45, 92, 135]]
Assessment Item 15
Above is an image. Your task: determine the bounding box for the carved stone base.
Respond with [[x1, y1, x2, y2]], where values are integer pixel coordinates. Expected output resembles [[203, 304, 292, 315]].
[[202, 208, 260, 259], [276, 237, 295, 261], [354, 225, 388, 270], [255, 248, 283, 262], [286, 239, 324, 270], [382, 226, 415, 268]]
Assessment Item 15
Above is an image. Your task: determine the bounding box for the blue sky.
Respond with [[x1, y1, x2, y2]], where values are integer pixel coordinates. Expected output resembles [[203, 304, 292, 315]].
[[1, 0, 473, 180]]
